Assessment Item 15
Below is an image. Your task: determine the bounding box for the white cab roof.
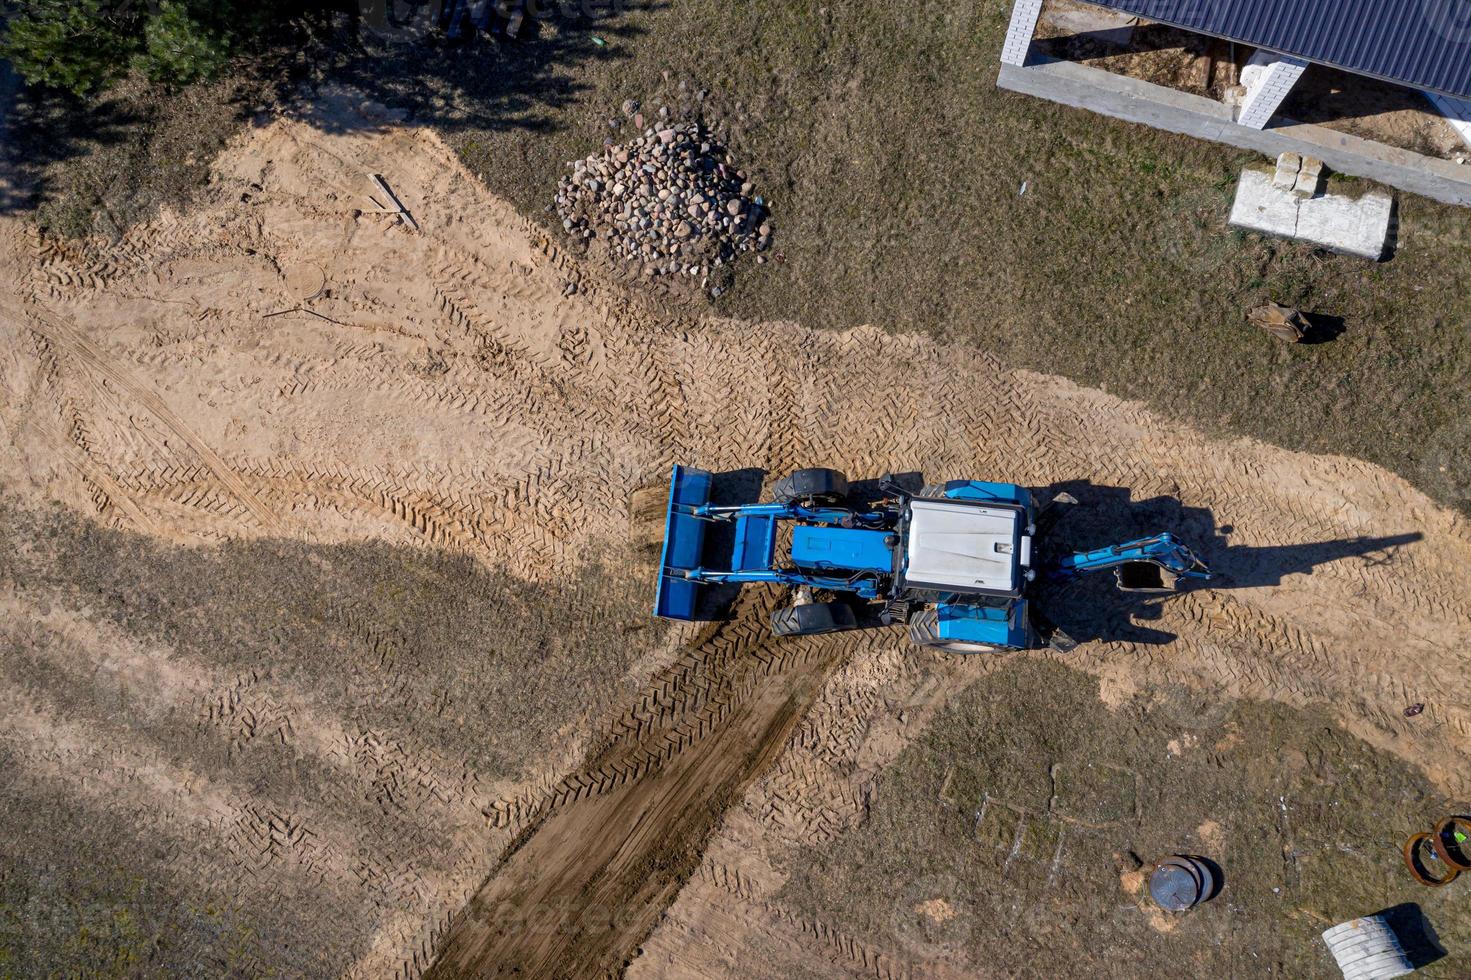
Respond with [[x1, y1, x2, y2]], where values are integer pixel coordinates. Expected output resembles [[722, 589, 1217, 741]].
[[905, 498, 1026, 593]]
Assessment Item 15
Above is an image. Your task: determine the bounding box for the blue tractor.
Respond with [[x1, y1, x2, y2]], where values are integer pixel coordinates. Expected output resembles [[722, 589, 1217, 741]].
[[652, 466, 1210, 653]]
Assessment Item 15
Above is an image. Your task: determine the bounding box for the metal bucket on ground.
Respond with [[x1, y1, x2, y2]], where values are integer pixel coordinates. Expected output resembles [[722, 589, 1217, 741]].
[[1321, 915, 1413, 980], [1148, 855, 1216, 911]]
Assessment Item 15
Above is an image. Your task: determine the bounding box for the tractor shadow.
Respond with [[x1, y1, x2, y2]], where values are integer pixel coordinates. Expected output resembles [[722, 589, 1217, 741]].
[[1030, 480, 1424, 647]]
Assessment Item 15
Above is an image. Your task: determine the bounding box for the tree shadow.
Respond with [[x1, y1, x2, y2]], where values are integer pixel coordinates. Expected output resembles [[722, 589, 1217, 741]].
[[0, 62, 151, 216], [1030, 480, 1423, 647], [1, 0, 657, 219], [303, 0, 655, 137]]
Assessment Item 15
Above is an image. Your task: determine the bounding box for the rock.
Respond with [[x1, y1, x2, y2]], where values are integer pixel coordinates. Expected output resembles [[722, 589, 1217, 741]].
[[622, 98, 639, 116], [554, 120, 768, 290]]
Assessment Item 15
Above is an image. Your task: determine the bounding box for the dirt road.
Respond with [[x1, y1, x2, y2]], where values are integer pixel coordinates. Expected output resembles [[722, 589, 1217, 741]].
[[428, 595, 840, 977], [1, 89, 1468, 976]]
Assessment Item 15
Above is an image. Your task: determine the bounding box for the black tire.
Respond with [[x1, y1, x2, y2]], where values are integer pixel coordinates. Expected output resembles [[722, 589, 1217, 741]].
[[771, 601, 859, 637], [770, 467, 849, 506], [907, 608, 1003, 655]]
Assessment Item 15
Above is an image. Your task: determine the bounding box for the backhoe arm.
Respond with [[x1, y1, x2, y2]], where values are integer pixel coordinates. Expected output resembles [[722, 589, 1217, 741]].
[[1053, 533, 1211, 583]]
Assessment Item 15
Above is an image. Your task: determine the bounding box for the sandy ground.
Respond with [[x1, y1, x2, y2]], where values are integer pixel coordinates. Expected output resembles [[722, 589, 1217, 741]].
[[2, 88, 1470, 976]]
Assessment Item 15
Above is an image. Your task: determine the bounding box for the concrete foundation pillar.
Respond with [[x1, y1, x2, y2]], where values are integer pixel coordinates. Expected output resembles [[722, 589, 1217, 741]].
[[1001, 0, 1045, 67], [1237, 54, 1309, 129], [1426, 92, 1471, 149]]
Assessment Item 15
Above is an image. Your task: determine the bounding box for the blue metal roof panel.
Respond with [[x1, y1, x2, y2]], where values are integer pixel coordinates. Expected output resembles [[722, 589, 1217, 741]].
[[1086, 0, 1471, 100]]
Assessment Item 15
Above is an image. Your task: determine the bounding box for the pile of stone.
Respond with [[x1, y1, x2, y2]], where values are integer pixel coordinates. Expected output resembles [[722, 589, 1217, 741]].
[[555, 121, 771, 288]]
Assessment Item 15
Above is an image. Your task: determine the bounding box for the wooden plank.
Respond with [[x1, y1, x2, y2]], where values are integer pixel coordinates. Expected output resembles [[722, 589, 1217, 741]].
[[369, 173, 420, 232]]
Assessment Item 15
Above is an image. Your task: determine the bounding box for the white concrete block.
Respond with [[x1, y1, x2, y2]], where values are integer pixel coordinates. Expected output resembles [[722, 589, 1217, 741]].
[[1297, 191, 1393, 258], [1230, 169, 1302, 235], [1230, 168, 1392, 259], [1295, 156, 1324, 198], [1273, 152, 1301, 189]]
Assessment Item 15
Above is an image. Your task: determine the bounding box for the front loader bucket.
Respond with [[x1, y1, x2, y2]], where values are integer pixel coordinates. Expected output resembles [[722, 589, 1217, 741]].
[[654, 465, 714, 620]]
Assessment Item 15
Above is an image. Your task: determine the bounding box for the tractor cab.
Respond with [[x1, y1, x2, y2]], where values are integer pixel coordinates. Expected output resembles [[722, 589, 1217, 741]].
[[899, 494, 1033, 598], [890, 483, 1039, 652]]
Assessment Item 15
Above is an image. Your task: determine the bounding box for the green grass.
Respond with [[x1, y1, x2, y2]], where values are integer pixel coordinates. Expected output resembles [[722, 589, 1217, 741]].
[[778, 659, 1466, 977]]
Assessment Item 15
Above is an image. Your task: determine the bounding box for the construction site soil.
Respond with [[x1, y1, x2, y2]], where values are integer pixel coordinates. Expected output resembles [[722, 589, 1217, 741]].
[[2, 95, 1469, 977]]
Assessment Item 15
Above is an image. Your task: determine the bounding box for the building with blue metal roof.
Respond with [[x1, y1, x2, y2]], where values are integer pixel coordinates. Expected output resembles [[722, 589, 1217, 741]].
[[1084, 0, 1471, 103], [1001, 0, 1471, 134]]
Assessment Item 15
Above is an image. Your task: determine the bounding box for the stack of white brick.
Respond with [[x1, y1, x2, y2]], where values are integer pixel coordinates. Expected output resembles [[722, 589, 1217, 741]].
[[1001, 0, 1045, 67], [1238, 54, 1309, 129]]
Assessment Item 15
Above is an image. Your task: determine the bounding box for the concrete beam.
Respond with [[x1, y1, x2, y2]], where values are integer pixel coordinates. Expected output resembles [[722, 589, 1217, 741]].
[[995, 58, 1471, 207], [1230, 169, 1393, 260], [1425, 91, 1471, 149], [1237, 54, 1309, 129], [1000, 0, 1045, 68]]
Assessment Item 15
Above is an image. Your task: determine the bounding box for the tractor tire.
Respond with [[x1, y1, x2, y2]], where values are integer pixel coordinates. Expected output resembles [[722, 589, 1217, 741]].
[[907, 608, 1003, 655], [770, 468, 850, 506], [771, 601, 859, 637]]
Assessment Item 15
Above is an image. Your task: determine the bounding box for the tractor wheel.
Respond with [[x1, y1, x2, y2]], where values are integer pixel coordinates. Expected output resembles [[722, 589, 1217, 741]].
[[771, 601, 859, 637], [770, 468, 849, 506], [907, 608, 1003, 655]]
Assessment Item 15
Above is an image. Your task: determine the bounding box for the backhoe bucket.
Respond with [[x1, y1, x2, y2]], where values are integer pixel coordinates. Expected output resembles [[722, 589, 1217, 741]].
[[1115, 561, 1179, 594], [654, 465, 714, 620]]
